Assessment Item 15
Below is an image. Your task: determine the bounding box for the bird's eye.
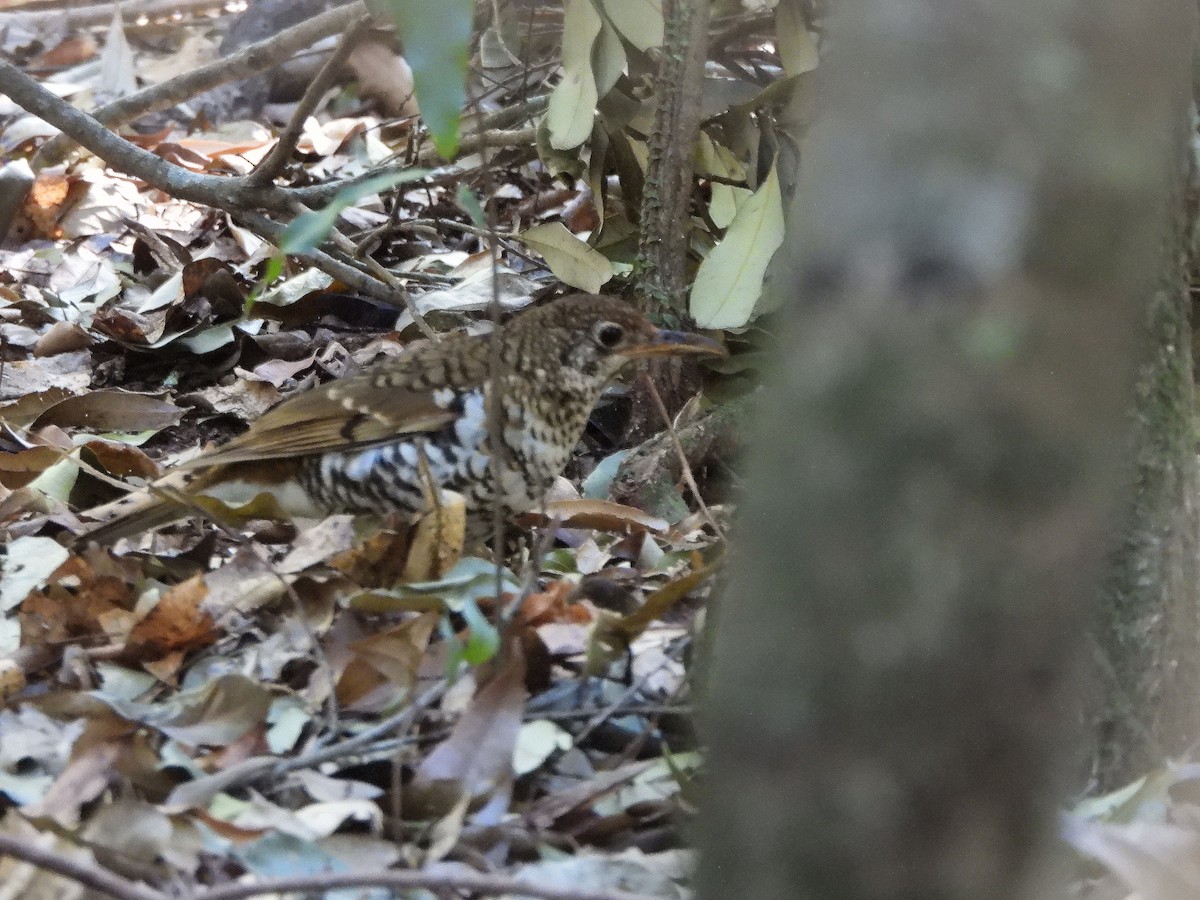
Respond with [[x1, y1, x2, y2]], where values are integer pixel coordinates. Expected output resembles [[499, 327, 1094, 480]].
[[594, 321, 624, 349]]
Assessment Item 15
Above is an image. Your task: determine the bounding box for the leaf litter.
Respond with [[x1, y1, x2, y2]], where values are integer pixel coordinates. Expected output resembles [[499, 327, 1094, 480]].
[[0, 5, 730, 897]]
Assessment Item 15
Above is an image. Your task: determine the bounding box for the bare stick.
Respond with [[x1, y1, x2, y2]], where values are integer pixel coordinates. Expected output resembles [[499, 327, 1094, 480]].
[[33, 3, 368, 168], [249, 15, 375, 187], [190, 870, 663, 900], [232, 209, 419, 313], [0, 834, 166, 900], [1, 59, 293, 213], [641, 373, 725, 538]]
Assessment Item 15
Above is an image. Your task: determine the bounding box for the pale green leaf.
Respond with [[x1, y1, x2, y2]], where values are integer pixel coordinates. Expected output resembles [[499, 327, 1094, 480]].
[[696, 135, 749, 229], [372, 0, 473, 157], [547, 0, 602, 150], [601, 0, 664, 51], [593, 18, 627, 98], [776, 4, 819, 76], [26, 458, 78, 505], [690, 165, 785, 329], [520, 222, 614, 293]]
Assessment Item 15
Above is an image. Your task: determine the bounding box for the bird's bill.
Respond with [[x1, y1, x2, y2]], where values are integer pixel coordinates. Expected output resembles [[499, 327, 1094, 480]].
[[622, 328, 727, 358]]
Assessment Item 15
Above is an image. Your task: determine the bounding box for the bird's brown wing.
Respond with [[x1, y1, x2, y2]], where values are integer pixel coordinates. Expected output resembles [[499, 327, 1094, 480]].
[[182, 349, 489, 467]]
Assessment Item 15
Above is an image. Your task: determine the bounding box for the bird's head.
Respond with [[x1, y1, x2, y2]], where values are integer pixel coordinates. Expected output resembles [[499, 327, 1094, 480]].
[[511, 295, 726, 383]]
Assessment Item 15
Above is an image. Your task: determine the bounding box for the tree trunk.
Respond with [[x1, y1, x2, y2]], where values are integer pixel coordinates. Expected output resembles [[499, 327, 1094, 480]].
[[697, 1, 1194, 899], [1093, 133, 1200, 788], [627, 0, 712, 439]]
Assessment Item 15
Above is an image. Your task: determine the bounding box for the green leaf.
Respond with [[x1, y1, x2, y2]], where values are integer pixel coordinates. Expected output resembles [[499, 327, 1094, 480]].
[[582, 449, 630, 499], [776, 4, 819, 76], [520, 222, 614, 293], [696, 134, 749, 229], [371, 0, 473, 157], [547, 0, 602, 150], [459, 597, 500, 664], [593, 17, 627, 98], [280, 169, 430, 254], [600, 0, 663, 51], [457, 184, 487, 228], [690, 164, 785, 329]]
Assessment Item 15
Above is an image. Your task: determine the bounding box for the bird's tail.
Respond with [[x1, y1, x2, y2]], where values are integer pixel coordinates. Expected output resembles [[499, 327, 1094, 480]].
[[72, 469, 205, 548], [73, 490, 188, 548]]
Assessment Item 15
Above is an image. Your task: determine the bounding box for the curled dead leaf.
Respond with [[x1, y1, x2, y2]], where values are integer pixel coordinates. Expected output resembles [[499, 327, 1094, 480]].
[[403, 490, 466, 582], [518, 498, 669, 534], [127, 574, 219, 657]]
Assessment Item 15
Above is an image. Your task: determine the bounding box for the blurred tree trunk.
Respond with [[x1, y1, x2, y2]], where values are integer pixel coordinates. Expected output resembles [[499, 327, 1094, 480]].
[[698, 2, 1193, 900], [1091, 98, 1200, 788]]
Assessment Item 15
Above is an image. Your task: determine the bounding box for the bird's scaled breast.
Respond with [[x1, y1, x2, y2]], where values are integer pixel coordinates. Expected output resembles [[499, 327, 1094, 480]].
[[301, 433, 490, 520], [297, 381, 592, 523]]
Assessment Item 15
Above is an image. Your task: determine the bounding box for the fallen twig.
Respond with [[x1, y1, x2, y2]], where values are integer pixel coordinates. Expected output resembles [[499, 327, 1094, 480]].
[[33, 3, 368, 168], [0, 833, 166, 900], [190, 870, 666, 900]]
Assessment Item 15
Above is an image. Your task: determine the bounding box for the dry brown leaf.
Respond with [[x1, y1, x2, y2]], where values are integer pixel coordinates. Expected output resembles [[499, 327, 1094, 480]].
[[335, 610, 438, 710], [127, 574, 219, 657], [141, 649, 186, 685], [170, 136, 275, 167], [91, 307, 166, 346], [0, 446, 62, 489], [346, 40, 419, 116], [403, 491, 465, 582], [521, 580, 594, 628], [33, 321, 93, 357], [409, 643, 527, 821], [19, 171, 79, 240], [329, 527, 412, 587], [79, 438, 160, 479], [19, 554, 135, 647], [519, 499, 669, 534], [0, 659, 25, 703], [24, 738, 124, 826], [30, 34, 98, 68], [0, 388, 76, 428], [33, 390, 183, 431]]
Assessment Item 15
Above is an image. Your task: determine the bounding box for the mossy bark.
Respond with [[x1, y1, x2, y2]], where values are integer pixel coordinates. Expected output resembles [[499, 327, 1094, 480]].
[[1092, 147, 1200, 787]]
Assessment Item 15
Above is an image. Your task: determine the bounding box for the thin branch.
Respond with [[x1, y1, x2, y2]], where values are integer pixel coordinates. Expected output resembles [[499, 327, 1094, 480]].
[[641, 373, 725, 538], [33, 2, 368, 168], [189, 870, 665, 900], [0, 59, 292, 213], [249, 15, 375, 187], [415, 125, 538, 166], [0, 829, 667, 900], [0, 834, 166, 900], [231, 209, 419, 313], [1, 61, 545, 322], [284, 200, 438, 337]]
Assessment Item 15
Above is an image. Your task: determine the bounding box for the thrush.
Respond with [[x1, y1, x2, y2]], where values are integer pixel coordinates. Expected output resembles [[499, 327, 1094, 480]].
[[76, 294, 724, 545]]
